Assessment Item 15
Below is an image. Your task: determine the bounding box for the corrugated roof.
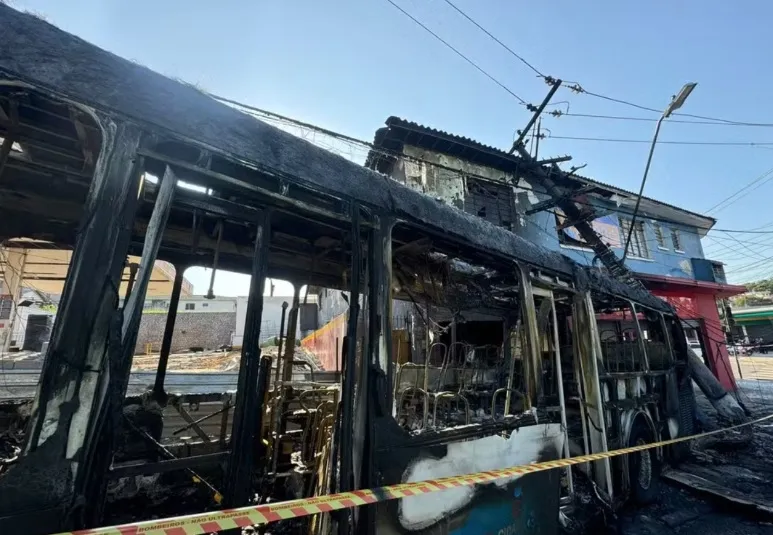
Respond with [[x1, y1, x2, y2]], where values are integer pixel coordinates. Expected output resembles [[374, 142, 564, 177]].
[[368, 116, 716, 228]]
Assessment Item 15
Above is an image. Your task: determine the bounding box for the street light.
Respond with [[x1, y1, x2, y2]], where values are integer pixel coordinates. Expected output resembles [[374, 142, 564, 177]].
[[664, 82, 697, 118], [622, 82, 697, 262]]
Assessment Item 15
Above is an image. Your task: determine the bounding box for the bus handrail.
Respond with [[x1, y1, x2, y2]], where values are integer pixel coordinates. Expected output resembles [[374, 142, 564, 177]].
[[432, 392, 471, 427]]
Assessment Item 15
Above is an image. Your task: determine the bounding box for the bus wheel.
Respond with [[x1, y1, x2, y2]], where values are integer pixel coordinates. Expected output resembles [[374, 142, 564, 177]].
[[628, 420, 661, 504]]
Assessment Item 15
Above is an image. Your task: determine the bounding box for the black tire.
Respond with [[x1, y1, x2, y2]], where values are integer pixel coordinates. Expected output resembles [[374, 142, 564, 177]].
[[628, 419, 661, 505], [669, 381, 696, 465]]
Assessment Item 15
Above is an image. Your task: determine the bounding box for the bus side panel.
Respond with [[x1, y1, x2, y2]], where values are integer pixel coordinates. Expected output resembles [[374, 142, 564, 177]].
[[372, 420, 563, 535]]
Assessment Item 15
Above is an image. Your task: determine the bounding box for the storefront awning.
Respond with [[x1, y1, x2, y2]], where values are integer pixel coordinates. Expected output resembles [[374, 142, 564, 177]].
[[636, 273, 746, 299]]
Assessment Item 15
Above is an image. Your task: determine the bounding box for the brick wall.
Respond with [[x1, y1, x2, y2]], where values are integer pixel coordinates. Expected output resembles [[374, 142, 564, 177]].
[[134, 312, 236, 354]]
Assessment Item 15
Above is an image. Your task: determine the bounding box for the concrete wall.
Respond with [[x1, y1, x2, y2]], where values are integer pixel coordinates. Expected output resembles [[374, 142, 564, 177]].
[[135, 311, 235, 354], [232, 295, 318, 347], [143, 296, 236, 313]]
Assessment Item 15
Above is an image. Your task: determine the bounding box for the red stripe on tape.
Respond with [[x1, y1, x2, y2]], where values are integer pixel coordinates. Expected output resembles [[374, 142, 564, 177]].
[[352, 490, 377, 503], [201, 521, 222, 532], [317, 502, 334, 513], [291, 507, 308, 517], [263, 510, 282, 523], [234, 516, 254, 528]]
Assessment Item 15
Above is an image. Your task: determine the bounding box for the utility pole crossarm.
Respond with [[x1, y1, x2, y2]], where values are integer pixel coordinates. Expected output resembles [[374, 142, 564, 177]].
[[509, 78, 562, 154], [516, 149, 647, 291]]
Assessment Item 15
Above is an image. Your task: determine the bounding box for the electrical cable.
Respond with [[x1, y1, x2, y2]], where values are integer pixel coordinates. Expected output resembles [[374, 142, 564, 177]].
[[712, 228, 773, 234], [439, 0, 546, 79], [384, 0, 527, 105], [229, 96, 729, 239], [556, 112, 773, 128], [542, 134, 773, 147], [704, 165, 773, 215], [428, 0, 773, 130]]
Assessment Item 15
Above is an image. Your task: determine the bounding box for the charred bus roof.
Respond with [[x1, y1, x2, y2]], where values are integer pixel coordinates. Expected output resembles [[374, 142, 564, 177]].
[[0, 5, 670, 313]]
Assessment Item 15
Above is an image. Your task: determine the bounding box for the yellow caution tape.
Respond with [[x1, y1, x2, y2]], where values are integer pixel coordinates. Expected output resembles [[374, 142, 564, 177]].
[[56, 412, 773, 535]]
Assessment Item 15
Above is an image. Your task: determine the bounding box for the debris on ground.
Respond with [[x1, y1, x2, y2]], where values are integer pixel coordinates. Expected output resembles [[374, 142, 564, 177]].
[[131, 350, 240, 372], [129, 345, 322, 374], [618, 383, 773, 535], [0, 431, 21, 475]]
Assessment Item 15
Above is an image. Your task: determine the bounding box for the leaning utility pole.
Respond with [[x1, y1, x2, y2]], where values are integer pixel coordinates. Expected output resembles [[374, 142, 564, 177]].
[[510, 79, 647, 292]]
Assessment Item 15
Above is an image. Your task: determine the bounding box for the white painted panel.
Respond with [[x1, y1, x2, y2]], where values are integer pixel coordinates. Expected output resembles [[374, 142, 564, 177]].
[[399, 423, 564, 530]]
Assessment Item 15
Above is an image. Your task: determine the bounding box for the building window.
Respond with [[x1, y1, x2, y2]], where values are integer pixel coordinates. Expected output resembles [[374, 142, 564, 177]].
[[463, 178, 515, 230], [202, 302, 208, 308], [671, 229, 683, 251], [150, 299, 168, 309], [619, 218, 649, 258], [654, 223, 667, 249], [185, 303, 195, 311], [712, 262, 726, 283], [0, 297, 11, 320]]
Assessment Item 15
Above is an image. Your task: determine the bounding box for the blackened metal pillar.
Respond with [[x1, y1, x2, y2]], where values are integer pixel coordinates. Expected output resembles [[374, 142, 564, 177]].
[[0, 118, 145, 535], [274, 300, 288, 386], [153, 264, 187, 400], [124, 261, 139, 302], [225, 210, 271, 507], [281, 286, 302, 382], [118, 165, 177, 397], [339, 204, 361, 535], [88, 164, 177, 526]]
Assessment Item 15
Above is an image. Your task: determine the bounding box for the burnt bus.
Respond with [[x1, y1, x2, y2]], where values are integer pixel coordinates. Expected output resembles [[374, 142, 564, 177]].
[[0, 6, 694, 535]]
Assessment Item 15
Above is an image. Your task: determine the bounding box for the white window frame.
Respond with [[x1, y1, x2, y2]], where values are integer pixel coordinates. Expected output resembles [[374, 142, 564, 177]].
[[619, 217, 650, 259], [671, 228, 684, 253], [653, 223, 668, 250]]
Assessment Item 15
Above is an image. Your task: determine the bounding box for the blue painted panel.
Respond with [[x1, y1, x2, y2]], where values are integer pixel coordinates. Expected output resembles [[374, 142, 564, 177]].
[[449, 472, 559, 535], [515, 192, 707, 282]]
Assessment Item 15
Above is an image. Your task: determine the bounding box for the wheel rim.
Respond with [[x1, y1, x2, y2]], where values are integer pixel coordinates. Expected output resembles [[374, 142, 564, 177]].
[[636, 438, 652, 490]]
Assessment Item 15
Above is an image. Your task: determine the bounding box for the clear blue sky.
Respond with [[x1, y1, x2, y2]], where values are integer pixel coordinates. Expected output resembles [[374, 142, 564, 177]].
[[11, 0, 773, 290]]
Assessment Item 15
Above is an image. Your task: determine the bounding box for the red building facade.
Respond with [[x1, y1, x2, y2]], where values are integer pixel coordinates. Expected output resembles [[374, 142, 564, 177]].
[[641, 274, 746, 391]]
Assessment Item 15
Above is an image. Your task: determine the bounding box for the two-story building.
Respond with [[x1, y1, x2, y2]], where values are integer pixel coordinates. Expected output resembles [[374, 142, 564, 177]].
[[365, 116, 746, 390]]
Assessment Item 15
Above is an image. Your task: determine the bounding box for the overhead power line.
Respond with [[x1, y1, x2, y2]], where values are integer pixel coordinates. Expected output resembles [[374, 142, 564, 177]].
[[555, 112, 773, 128], [704, 165, 773, 215], [566, 84, 773, 127], [384, 0, 527, 105], [439, 0, 546, 78], [711, 228, 773, 234], [431, 0, 773, 130], [541, 134, 773, 147]]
